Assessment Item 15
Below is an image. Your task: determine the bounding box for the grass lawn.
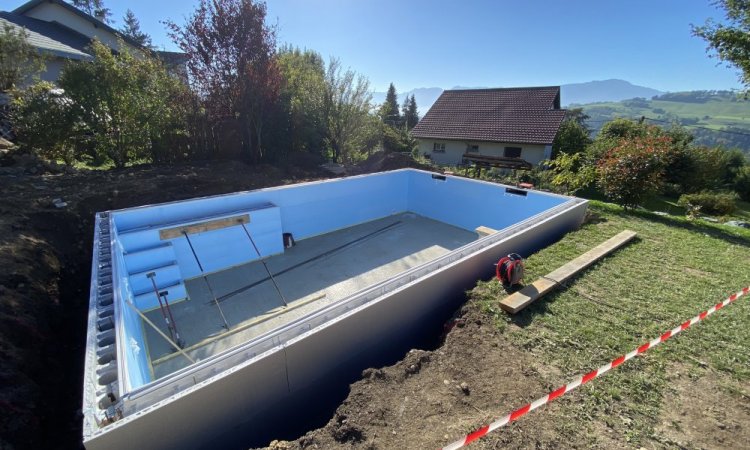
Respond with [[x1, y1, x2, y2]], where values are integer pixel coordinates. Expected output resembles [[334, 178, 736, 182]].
[[641, 195, 750, 222], [469, 201, 750, 446]]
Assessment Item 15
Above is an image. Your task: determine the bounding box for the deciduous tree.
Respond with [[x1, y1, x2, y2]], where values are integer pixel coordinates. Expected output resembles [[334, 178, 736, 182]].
[[0, 23, 44, 91], [322, 58, 374, 162], [693, 0, 750, 89], [167, 0, 281, 163], [58, 39, 185, 167], [276, 46, 326, 155]]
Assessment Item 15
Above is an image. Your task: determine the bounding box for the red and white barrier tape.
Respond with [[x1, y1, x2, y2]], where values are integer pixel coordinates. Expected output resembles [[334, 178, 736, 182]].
[[442, 287, 750, 450]]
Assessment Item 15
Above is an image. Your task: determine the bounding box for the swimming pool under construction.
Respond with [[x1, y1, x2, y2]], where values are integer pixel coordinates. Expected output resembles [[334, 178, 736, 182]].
[[82, 169, 587, 449]]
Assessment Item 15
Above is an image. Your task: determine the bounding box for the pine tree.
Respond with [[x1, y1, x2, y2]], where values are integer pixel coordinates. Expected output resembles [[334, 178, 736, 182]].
[[120, 9, 152, 48], [401, 96, 409, 126], [70, 0, 112, 24], [405, 95, 419, 129], [379, 82, 400, 125]]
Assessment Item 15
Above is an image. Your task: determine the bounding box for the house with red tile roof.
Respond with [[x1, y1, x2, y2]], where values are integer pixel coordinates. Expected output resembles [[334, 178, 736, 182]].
[[410, 86, 566, 166]]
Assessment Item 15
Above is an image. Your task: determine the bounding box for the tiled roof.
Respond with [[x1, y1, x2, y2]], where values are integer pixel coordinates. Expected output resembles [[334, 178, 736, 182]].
[[410, 87, 566, 145], [13, 0, 143, 49], [0, 11, 92, 60]]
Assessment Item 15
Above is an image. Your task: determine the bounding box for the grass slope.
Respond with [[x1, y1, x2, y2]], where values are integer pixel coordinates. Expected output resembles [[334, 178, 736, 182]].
[[577, 92, 750, 152], [470, 201, 750, 446]]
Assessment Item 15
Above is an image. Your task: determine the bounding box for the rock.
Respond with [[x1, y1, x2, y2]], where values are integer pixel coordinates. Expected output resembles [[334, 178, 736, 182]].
[[459, 382, 470, 395], [725, 220, 750, 229], [0, 137, 13, 149], [700, 216, 719, 223]]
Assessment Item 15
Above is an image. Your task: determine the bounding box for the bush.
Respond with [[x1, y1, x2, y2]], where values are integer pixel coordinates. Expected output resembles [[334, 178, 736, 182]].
[[678, 191, 738, 216], [596, 135, 676, 208], [731, 165, 750, 201], [12, 82, 79, 164]]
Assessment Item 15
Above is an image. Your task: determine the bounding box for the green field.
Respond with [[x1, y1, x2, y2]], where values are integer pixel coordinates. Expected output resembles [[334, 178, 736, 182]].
[[576, 91, 750, 153]]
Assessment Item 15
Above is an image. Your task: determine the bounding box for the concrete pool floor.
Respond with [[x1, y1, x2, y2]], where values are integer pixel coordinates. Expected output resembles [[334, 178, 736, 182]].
[[142, 212, 478, 379]]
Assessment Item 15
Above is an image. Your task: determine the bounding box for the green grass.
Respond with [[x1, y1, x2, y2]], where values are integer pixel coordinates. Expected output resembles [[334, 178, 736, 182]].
[[471, 201, 750, 445]]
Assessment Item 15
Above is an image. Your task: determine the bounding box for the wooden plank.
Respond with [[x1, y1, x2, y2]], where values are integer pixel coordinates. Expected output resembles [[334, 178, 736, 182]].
[[159, 214, 250, 240], [499, 230, 637, 314], [475, 225, 498, 237]]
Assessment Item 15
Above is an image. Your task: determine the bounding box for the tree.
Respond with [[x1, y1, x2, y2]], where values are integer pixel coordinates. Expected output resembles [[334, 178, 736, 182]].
[[379, 82, 400, 124], [55, 39, 186, 167], [70, 0, 112, 24], [596, 135, 676, 209], [120, 9, 152, 48], [167, 0, 281, 163], [692, 0, 750, 89], [0, 23, 45, 91], [12, 82, 79, 164], [403, 94, 419, 129], [322, 58, 374, 162], [552, 112, 591, 157], [276, 46, 327, 155]]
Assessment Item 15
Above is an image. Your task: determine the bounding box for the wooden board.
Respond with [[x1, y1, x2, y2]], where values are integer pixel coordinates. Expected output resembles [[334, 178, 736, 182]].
[[475, 225, 498, 237], [159, 214, 250, 240], [500, 230, 637, 314]]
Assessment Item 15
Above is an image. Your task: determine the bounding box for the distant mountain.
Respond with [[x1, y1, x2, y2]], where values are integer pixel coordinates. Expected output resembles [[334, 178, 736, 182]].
[[372, 79, 664, 113], [562, 79, 663, 106]]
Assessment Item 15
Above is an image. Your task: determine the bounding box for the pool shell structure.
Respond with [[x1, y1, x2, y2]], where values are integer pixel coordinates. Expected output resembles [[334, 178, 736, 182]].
[[82, 169, 588, 449]]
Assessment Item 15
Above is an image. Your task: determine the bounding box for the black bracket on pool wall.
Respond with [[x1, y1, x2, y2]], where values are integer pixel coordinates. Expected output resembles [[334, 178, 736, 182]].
[[505, 187, 528, 196], [431, 174, 447, 181]]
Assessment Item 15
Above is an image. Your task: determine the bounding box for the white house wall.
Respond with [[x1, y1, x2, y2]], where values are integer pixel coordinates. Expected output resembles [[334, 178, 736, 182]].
[[418, 139, 550, 166], [22, 2, 136, 53], [38, 57, 66, 83]]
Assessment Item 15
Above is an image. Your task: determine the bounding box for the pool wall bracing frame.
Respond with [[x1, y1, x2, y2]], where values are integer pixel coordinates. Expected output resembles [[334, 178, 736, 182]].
[[82, 169, 587, 449]]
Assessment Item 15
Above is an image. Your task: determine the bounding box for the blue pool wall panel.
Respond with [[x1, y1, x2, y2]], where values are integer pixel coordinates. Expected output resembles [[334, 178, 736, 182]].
[[114, 242, 152, 387], [406, 173, 568, 232]]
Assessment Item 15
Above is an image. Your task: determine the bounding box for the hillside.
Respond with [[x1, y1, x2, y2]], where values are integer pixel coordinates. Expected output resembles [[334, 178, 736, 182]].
[[577, 90, 750, 153]]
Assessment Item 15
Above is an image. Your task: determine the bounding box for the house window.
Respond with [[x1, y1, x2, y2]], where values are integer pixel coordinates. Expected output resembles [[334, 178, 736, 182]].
[[433, 143, 446, 153], [504, 146, 522, 158], [466, 144, 479, 153]]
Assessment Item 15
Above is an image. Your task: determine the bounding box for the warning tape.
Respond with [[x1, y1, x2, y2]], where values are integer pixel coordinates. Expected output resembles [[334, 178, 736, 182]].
[[442, 287, 750, 450]]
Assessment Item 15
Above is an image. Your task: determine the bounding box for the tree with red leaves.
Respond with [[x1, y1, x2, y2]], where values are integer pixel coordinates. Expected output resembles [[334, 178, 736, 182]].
[[167, 0, 280, 162], [596, 134, 677, 209]]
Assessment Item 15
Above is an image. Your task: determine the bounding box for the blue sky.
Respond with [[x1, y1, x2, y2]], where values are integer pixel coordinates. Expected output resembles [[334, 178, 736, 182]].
[[24, 0, 743, 92]]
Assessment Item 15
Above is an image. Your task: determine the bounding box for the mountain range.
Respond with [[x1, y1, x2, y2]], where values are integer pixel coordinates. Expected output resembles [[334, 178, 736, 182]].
[[372, 79, 665, 113]]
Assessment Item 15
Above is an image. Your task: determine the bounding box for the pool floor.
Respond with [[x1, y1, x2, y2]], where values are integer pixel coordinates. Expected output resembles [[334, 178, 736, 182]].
[[142, 212, 477, 379]]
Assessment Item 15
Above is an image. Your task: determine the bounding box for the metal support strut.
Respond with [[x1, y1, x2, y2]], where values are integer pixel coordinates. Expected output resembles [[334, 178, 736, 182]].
[[239, 222, 288, 307], [146, 272, 185, 348], [182, 231, 231, 330]]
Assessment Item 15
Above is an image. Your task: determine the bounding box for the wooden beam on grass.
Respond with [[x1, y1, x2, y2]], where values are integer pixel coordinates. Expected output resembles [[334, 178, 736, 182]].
[[500, 230, 637, 314]]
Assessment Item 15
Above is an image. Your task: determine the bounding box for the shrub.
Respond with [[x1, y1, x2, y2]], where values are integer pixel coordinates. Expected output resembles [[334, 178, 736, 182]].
[[12, 82, 79, 164], [678, 191, 738, 216], [731, 166, 750, 201], [596, 135, 676, 208], [546, 152, 596, 194], [59, 39, 189, 167]]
